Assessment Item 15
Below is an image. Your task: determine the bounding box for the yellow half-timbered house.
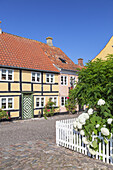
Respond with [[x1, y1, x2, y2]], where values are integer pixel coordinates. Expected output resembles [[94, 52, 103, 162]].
[[0, 32, 59, 119]]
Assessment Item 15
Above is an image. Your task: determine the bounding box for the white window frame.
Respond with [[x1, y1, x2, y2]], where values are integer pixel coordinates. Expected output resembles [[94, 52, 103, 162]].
[[46, 73, 54, 83], [35, 97, 45, 108], [70, 76, 76, 87], [0, 69, 14, 81], [0, 97, 14, 110], [61, 75, 68, 85], [50, 96, 58, 106], [31, 72, 41, 83], [61, 96, 67, 106]]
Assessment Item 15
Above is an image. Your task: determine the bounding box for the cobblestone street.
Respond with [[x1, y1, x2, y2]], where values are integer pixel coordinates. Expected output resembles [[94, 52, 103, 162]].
[[0, 114, 113, 170]]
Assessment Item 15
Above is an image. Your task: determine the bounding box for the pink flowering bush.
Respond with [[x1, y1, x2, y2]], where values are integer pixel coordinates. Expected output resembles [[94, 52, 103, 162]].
[[0, 109, 10, 120], [43, 98, 56, 118]]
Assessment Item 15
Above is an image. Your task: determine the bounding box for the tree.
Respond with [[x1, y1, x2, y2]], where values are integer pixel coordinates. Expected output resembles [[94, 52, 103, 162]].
[[65, 90, 77, 114], [73, 54, 113, 113]]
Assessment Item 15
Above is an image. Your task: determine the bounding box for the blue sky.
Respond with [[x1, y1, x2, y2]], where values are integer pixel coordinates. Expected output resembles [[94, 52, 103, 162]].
[[0, 0, 113, 65]]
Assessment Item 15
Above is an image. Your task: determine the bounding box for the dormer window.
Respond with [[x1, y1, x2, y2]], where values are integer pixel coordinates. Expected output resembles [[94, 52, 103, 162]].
[[59, 57, 66, 63]]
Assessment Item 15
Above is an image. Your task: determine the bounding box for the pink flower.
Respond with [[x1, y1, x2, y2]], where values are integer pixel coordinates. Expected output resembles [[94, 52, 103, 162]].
[[67, 97, 69, 99], [47, 109, 50, 112], [70, 87, 73, 90], [8, 117, 11, 119]]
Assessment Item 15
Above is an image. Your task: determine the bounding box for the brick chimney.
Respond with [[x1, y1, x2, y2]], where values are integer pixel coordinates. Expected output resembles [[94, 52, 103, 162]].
[[0, 21, 2, 34], [78, 58, 84, 66], [46, 37, 53, 47]]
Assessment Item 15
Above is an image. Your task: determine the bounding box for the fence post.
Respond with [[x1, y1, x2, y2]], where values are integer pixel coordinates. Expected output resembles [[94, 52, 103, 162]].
[[56, 121, 59, 146]]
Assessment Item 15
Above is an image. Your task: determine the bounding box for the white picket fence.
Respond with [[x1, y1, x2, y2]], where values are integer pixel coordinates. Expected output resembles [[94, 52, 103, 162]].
[[56, 118, 113, 165]]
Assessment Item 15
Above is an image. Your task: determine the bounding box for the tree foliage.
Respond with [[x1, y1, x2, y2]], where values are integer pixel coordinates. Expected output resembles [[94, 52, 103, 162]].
[[73, 54, 113, 113]]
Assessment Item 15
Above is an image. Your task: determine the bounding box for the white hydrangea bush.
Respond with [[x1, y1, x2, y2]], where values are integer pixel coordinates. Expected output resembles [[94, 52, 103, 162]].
[[73, 99, 112, 156]]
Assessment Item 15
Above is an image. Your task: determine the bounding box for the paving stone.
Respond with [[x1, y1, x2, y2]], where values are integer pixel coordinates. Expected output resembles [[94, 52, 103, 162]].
[[0, 114, 113, 169]]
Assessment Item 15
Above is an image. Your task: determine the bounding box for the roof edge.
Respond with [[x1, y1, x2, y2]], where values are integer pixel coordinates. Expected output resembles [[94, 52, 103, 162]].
[[0, 65, 60, 73]]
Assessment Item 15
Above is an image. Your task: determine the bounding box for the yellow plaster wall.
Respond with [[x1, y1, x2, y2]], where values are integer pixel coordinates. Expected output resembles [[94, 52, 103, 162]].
[[22, 70, 31, 82], [22, 84, 31, 91], [43, 85, 50, 91], [33, 84, 41, 91], [34, 109, 41, 115], [0, 83, 8, 91], [10, 112, 19, 118], [0, 93, 21, 96], [14, 96, 19, 109], [52, 85, 59, 91], [92, 36, 113, 61], [55, 74, 59, 83], [14, 70, 20, 81], [43, 93, 59, 96], [11, 83, 20, 91]]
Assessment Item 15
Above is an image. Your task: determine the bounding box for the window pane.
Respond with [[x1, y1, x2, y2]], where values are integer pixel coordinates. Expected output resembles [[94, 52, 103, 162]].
[[51, 77, 53, 83], [65, 97, 67, 105], [1, 69, 6, 80], [32, 73, 35, 81], [61, 76, 63, 85], [61, 97, 64, 106], [47, 78, 49, 82], [1, 98, 6, 109], [54, 97, 57, 106], [37, 73, 40, 82], [36, 98, 40, 107], [65, 76, 67, 85], [8, 70, 12, 80], [41, 98, 44, 107], [8, 98, 13, 108]]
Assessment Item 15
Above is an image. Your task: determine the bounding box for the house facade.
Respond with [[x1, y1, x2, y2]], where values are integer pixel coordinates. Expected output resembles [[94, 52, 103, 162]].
[[0, 32, 59, 119], [92, 36, 113, 61], [39, 38, 84, 113]]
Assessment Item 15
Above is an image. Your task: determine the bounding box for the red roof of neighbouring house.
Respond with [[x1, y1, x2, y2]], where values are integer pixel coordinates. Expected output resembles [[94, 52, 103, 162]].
[[38, 42, 83, 71], [0, 32, 59, 72]]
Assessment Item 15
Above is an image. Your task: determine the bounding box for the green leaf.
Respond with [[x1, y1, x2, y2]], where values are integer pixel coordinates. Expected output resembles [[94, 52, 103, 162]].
[[94, 129, 97, 135], [92, 140, 97, 149]]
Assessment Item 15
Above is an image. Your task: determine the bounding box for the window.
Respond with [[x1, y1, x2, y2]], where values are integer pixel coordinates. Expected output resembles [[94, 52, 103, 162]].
[[46, 74, 54, 83], [70, 76, 76, 88], [61, 97, 67, 106], [50, 97, 58, 106], [59, 57, 66, 63], [61, 76, 67, 85], [31, 72, 41, 83], [0, 97, 14, 110], [36, 97, 45, 108], [0, 69, 14, 81]]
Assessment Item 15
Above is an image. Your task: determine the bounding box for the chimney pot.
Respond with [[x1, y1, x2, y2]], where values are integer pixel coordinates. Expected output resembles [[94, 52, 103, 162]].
[[0, 21, 2, 34], [46, 37, 53, 47], [78, 58, 84, 66]]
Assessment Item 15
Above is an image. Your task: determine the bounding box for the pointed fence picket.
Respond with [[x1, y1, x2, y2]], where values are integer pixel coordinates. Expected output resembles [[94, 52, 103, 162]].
[[56, 118, 113, 165]]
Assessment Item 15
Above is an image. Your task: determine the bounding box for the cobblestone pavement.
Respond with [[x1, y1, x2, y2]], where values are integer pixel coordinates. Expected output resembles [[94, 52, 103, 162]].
[[0, 114, 113, 170]]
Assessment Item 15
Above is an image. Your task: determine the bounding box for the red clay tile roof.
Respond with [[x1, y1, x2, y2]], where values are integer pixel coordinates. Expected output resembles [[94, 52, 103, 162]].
[[0, 32, 59, 72], [38, 42, 83, 71]]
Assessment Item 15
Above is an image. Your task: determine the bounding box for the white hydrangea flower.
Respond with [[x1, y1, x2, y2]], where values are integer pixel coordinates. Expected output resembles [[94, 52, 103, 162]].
[[79, 118, 86, 125], [97, 99, 105, 106], [101, 127, 109, 136], [89, 148, 97, 155], [80, 130, 85, 136], [82, 137, 89, 145], [76, 118, 79, 122], [73, 121, 77, 129], [103, 125, 106, 127], [88, 108, 93, 115], [107, 118, 113, 124], [96, 124, 100, 128], [77, 123, 82, 130], [82, 113, 89, 120]]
